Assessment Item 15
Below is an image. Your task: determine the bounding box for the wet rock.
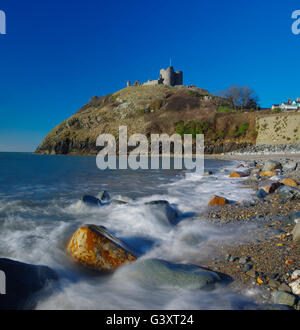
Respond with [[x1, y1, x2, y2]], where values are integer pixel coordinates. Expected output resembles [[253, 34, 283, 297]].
[[66, 225, 137, 271], [268, 279, 280, 289], [0, 258, 58, 310], [285, 211, 300, 225], [272, 291, 296, 307], [263, 160, 282, 172], [292, 222, 300, 243], [291, 270, 300, 280], [278, 283, 292, 293], [258, 181, 281, 194], [82, 195, 102, 207], [239, 257, 250, 264], [256, 189, 267, 199], [111, 199, 128, 205], [246, 270, 258, 278], [277, 185, 300, 203], [282, 160, 298, 172], [260, 170, 278, 177], [97, 190, 111, 202], [145, 200, 179, 225], [208, 196, 230, 207], [117, 259, 221, 290], [289, 278, 300, 295], [281, 178, 298, 188], [229, 171, 249, 178], [242, 264, 253, 272]]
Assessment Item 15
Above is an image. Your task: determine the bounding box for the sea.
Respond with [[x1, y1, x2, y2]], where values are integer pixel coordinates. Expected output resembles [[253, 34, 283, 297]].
[[0, 152, 271, 309]]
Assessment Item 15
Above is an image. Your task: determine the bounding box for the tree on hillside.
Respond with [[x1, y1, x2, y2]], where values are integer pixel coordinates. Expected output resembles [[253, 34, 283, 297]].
[[218, 85, 259, 110]]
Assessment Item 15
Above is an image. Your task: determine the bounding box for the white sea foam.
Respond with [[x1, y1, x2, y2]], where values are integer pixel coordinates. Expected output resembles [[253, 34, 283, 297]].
[[0, 158, 275, 309]]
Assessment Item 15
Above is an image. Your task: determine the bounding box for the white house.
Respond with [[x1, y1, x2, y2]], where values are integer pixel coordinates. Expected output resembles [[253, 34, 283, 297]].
[[280, 102, 299, 111]]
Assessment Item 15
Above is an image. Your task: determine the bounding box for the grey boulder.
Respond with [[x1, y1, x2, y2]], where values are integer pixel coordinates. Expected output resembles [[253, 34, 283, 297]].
[[117, 258, 221, 290], [263, 160, 282, 172], [0, 258, 58, 310]]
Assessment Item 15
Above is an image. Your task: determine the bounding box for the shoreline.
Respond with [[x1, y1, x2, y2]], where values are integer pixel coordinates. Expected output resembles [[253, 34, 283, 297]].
[[201, 156, 300, 309]]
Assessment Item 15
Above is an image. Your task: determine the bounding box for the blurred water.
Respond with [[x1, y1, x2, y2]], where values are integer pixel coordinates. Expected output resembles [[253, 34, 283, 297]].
[[0, 152, 268, 309]]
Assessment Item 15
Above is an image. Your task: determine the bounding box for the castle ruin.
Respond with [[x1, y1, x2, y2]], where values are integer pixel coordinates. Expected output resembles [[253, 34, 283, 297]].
[[127, 66, 183, 88]]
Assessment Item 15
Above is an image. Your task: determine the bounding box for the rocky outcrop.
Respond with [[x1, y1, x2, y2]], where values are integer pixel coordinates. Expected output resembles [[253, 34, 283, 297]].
[[66, 225, 137, 271], [0, 258, 57, 310], [35, 85, 257, 155]]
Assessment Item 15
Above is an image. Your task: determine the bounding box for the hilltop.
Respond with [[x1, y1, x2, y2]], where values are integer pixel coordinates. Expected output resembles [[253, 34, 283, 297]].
[[35, 85, 258, 155]]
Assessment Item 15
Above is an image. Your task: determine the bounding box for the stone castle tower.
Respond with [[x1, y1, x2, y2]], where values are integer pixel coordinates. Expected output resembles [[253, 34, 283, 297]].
[[159, 66, 183, 86], [129, 66, 183, 87]]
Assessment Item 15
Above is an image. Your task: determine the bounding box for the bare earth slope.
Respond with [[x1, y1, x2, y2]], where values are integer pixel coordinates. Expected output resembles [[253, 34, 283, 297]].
[[35, 85, 257, 155]]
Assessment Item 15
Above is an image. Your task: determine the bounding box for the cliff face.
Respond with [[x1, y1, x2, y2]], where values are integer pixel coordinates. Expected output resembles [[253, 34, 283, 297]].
[[35, 85, 257, 155]]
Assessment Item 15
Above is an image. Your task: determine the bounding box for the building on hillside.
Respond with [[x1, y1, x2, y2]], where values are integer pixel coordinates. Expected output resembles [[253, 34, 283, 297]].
[[272, 99, 300, 111], [128, 66, 183, 88]]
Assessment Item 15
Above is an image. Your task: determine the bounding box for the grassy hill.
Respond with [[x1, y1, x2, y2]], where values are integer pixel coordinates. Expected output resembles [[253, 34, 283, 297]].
[[35, 85, 258, 155]]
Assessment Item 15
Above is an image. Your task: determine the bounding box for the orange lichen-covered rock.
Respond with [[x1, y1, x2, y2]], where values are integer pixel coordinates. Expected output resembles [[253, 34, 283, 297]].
[[259, 170, 277, 177], [208, 196, 229, 206], [229, 171, 249, 178], [66, 225, 137, 271], [281, 178, 298, 188]]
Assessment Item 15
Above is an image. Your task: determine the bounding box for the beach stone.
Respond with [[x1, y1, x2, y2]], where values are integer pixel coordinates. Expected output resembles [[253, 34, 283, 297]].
[[259, 170, 278, 177], [258, 180, 281, 194], [292, 222, 300, 243], [66, 225, 137, 271], [117, 259, 221, 290], [282, 160, 298, 171], [284, 211, 300, 225], [242, 264, 253, 272], [289, 278, 300, 295], [208, 196, 230, 207], [239, 257, 250, 264], [145, 200, 178, 225], [229, 171, 249, 178], [82, 195, 102, 207], [291, 270, 300, 280], [277, 185, 300, 203], [281, 178, 298, 188], [263, 160, 282, 172], [278, 283, 292, 293], [272, 291, 296, 307], [256, 189, 267, 199], [268, 279, 280, 289], [0, 258, 58, 310], [246, 270, 258, 278]]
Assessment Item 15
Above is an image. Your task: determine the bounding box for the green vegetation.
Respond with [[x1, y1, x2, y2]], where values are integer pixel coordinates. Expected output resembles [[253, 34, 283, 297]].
[[272, 107, 281, 114], [176, 120, 211, 138], [234, 123, 249, 137], [216, 106, 235, 113]]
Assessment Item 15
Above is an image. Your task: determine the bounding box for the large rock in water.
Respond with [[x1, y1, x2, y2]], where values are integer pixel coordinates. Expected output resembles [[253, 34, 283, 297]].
[[0, 258, 57, 310], [208, 195, 230, 206], [116, 259, 220, 290], [66, 225, 137, 271], [145, 200, 179, 225]]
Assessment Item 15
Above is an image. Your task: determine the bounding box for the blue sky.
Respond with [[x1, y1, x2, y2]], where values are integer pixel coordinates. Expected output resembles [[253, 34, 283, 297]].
[[0, 0, 300, 152]]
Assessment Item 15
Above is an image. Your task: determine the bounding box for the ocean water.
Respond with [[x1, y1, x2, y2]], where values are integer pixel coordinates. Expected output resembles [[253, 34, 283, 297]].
[[0, 152, 272, 309]]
